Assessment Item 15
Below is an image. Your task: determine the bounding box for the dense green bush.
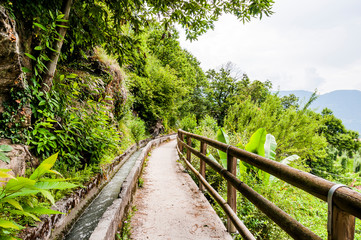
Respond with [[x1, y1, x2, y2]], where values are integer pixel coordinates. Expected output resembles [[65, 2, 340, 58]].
[[179, 114, 197, 132], [127, 116, 146, 144], [225, 95, 328, 163]]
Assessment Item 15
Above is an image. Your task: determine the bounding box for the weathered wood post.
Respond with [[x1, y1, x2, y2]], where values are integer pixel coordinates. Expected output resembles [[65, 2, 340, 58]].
[[179, 131, 184, 153], [329, 206, 355, 240], [327, 184, 355, 240], [227, 151, 237, 233], [186, 135, 192, 163], [199, 142, 207, 191], [177, 131, 181, 151]]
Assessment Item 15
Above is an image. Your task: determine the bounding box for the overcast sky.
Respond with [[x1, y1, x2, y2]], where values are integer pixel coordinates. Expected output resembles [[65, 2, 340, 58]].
[[178, 0, 361, 94]]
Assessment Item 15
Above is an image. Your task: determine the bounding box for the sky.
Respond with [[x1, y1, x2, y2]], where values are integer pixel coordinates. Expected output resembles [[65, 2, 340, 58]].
[[177, 0, 361, 94]]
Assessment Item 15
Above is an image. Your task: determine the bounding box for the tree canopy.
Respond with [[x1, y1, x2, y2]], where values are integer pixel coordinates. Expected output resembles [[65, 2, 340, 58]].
[[7, 0, 274, 92]]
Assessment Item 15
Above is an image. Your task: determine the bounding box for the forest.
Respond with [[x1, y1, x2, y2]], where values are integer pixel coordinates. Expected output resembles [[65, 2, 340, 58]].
[[0, 0, 360, 239]]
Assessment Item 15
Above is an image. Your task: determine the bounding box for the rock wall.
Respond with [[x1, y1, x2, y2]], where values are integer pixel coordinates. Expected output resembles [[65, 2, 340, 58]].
[[0, 6, 32, 176], [0, 139, 34, 178], [0, 5, 23, 112], [0, 5, 31, 128]]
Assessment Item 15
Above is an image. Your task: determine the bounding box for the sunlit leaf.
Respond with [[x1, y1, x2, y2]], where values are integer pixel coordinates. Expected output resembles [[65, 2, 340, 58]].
[[4, 177, 36, 192], [4, 199, 23, 211], [264, 134, 277, 161], [30, 152, 59, 180], [24, 53, 36, 61], [245, 128, 267, 157], [23, 206, 63, 215], [0, 220, 24, 230], [22, 67, 32, 73], [9, 209, 40, 222], [39, 190, 55, 205], [33, 22, 46, 31], [34, 181, 77, 190], [216, 128, 229, 168]]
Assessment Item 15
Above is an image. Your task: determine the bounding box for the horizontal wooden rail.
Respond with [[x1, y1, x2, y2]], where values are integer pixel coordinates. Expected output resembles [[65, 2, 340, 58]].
[[178, 129, 361, 220], [178, 129, 361, 240], [177, 146, 256, 240], [178, 139, 321, 240]]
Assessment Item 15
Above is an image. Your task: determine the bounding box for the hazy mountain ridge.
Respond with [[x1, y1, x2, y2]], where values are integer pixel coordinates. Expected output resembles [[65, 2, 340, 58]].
[[276, 90, 361, 134]]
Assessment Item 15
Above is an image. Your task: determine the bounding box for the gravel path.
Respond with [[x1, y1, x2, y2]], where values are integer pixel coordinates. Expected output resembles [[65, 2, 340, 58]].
[[130, 140, 232, 240]]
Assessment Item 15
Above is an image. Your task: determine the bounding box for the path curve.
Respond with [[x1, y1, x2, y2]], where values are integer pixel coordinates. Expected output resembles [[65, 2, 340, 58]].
[[130, 140, 232, 240]]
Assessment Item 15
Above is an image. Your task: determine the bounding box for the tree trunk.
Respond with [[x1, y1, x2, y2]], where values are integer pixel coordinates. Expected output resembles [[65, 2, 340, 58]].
[[40, 0, 72, 93]]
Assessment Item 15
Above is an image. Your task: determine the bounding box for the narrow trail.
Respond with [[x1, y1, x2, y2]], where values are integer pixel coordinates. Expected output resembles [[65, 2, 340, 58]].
[[130, 140, 232, 240]]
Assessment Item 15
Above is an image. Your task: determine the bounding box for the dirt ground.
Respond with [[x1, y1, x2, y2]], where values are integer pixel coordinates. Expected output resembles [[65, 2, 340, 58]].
[[130, 140, 233, 240]]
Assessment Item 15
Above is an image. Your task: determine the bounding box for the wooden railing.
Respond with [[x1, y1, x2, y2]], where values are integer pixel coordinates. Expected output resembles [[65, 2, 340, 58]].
[[177, 129, 361, 240]]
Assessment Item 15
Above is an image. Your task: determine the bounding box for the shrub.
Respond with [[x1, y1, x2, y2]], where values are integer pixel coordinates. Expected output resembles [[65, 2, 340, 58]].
[[179, 114, 197, 132], [128, 117, 146, 143]]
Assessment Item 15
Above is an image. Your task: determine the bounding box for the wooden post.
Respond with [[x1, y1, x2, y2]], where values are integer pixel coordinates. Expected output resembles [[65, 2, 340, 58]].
[[186, 136, 192, 164], [199, 142, 207, 191], [227, 153, 237, 233], [179, 132, 184, 152], [329, 205, 355, 240], [177, 131, 181, 151]]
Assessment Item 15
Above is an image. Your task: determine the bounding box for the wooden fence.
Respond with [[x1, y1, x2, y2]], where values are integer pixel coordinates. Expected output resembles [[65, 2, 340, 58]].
[[177, 129, 361, 240]]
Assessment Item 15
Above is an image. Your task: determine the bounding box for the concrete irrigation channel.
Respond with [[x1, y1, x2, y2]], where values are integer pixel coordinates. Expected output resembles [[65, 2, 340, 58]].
[[19, 134, 176, 240]]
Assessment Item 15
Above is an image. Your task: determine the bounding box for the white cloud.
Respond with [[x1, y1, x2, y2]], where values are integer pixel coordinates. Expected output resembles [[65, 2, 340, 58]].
[[178, 0, 361, 94]]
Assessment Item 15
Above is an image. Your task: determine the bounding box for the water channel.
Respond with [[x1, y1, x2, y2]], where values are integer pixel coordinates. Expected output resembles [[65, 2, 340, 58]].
[[64, 147, 144, 240]]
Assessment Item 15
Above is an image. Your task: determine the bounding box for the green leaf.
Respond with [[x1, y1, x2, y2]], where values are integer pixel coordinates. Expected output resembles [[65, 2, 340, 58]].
[[39, 190, 55, 205], [49, 10, 54, 19], [0, 234, 18, 240], [4, 177, 36, 192], [239, 161, 248, 176], [4, 199, 23, 211], [3, 189, 40, 199], [23, 206, 63, 215], [216, 128, 229, 168], [47, 169, 62, 177], [264, 134, 277, 161], [245, 128, 267, 157], [0, 145, 12, 152], [66, 73, 77, 79], [55, 24, 69, 28], [22, 67, 32, 73], [9, 209, 40, 222], [30, 152, 59, 180], [24, 53, 36, 61], [216, 128, 229, 145], [0, 152, 10, 164], [34, 46, 43, 51], [34, 181, 77, 190], [33, 22, 46, 31], [57, 14, 65, 19], [0, 220, 24, 230], [0, 169, 13, 179], [56, 19, 68, 22]]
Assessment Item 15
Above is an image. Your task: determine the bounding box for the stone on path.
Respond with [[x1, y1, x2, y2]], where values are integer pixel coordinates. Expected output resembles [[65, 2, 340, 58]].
[[130, 140, 233, 240]]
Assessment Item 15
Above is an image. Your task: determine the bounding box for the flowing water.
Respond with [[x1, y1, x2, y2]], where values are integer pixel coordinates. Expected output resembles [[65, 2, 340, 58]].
[[64, 148, 144, 240]]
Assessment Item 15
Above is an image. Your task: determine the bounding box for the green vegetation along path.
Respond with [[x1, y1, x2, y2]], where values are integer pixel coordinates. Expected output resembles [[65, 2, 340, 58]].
[[130, 140, 232, 240]]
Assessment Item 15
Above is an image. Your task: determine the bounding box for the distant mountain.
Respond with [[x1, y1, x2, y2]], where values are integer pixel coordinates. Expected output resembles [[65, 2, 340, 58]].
[[276, 90, 361, 134]]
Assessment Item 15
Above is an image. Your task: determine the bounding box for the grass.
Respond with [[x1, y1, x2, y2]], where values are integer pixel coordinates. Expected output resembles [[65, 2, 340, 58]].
[[116, 205, 137, 240]]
